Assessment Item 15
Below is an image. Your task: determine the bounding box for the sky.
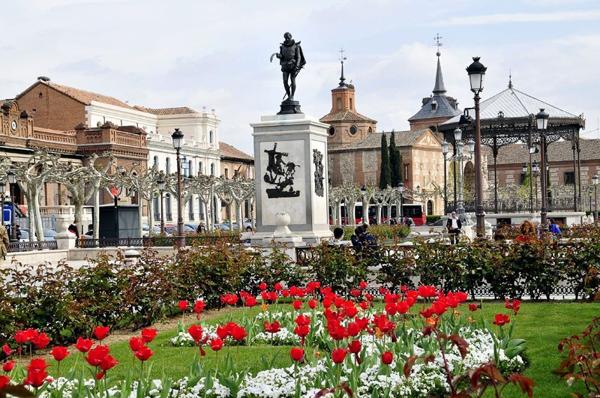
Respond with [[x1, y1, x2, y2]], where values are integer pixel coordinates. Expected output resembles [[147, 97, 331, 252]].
[[1, 0, 599, 153]]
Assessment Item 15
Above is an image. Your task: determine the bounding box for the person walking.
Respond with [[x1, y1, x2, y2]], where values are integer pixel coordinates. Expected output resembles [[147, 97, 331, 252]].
[[549, 219, 561, 237], [446, 212, 462, 244], [0, 224, 9, 260]]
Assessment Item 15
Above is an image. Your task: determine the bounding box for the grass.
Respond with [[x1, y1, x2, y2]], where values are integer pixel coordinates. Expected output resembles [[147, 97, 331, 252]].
[[47, 302, 599, 397]]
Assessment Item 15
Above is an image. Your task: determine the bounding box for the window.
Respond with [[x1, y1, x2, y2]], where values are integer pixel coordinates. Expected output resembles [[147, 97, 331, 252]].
[[166, 158, 171, 174], [368, 127, 373, 133], [165, 194, 172, 221], [188, 197, 194, 220], [210, 163, 215, 176], [431, 99, 438, 111], [349, 98, 353, 109], [336, 98, 342, 110], [225, 168, 229, 179], [188, 160, 193, 176], [349, 125, 358, 135], [198, 161, 203, 175], [519, 173, 527, 184], [564, 171, 575, 185], [328, 126, 335, 136], [153, 196, 160, 221], [153, 156, 158, 168], [38, 92, 43, 99], [209, 131, 214, 144], [403, 164, 409, 181]]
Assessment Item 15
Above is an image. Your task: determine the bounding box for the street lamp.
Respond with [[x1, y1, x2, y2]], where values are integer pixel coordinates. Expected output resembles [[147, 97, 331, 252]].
[[592, 174, 599, 222], [157, 174, 166, 235], [441, 140, 449, 213], [536, 108, 549, 229], [6, 171, 17, 241], [466, 56, 487, 238], [532, 161, 540, 211], [172, 128, 185, 247]]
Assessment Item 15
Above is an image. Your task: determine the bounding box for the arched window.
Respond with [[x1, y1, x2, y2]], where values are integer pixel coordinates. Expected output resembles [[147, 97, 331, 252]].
[[153, 156, 158, 168], [336, 98, 342, 111], [198, 161, 203, 175], [188, 160, 193, 176], [165, 158, 171, 174], [210, 163, 215, 176], [209, 130, 214, 144], [427, 200, 433, 216]]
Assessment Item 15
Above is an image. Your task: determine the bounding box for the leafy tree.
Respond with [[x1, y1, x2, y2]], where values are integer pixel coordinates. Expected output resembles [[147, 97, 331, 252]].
[[389, 132, 403, 187], [379, 134, 391, 189]]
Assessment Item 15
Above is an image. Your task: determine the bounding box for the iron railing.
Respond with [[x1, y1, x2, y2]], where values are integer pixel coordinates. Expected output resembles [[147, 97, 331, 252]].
[[75, 234, 241, 248], [8, 240, 59, 253]]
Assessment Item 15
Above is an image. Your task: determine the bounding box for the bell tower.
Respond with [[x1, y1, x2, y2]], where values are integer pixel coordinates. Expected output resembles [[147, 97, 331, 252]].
[[320, 50, 377, 147]]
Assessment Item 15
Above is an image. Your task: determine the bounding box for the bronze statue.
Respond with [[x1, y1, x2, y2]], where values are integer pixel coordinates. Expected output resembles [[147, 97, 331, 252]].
[[271, 32, 306, 114]]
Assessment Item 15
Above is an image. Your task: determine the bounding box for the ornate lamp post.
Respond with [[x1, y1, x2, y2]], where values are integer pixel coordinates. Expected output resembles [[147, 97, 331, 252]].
[[441, 140, 449, 213], [157, 174, 166, 235], [592, 174, 599, 222], [466, 56, 487, 237], [536, 108, 549, 229], [172, 128, 185, 247], [7, 171, 17, 241], [532, 161, 540, 211]]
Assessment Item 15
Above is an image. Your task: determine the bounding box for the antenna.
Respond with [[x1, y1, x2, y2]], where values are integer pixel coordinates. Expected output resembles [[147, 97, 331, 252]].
[[434, 33, 443, 56]]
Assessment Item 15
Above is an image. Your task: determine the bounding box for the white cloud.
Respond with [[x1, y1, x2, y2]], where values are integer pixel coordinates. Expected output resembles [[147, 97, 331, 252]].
[[439, 9, 600, 26]]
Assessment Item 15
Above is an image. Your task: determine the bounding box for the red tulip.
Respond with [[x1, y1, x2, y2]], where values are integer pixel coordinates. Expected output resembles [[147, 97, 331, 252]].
[[134, 346, 153, 362], [129, 336, 144, 352], [231, 325, 247, 341], [292, 300, 302, 310], [32, 333, 51, 350], [290, 347, 304, 362], [1, 344, 12, 357], [469, 303, 478, 312], [359, 281, 368, 290], [274, 282, 283, 291], [193, 300, 206, 314], [178, 300, 189, 311], [221, 293, 239, 306], [244, 296, 258, 307], [99, 354, 118, 371], [505, 299, 521, 315], [382, 351, 394, 365], [258, 282, 267, 291], [493, 313, 510, 326], [348, 340, 361, 354], [86, 345, 110, 367], [308, 299, 317, 309], [210, 338, 223, 352], [25, 358, 48, 388], [141, 328, 158, 343], [294, 324, 310, 338], [331, 348, 347, 364], [0, 375, 10, 389], [417, 285, 437, 298], [75, 337, 93, 353], [15, 329, 38, 345], [188, 324, 204, 344], [93, 326, 110, 341], [350, 289, 362, 298], [51, 346, 69, 362], [2, 360, 15, 372], [264, 321, 281, 334]]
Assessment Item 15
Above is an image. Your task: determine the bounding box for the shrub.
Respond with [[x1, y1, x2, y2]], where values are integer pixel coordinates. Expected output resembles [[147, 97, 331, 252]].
[[426, 215, 442, 224], [302, 242, 366, 293]]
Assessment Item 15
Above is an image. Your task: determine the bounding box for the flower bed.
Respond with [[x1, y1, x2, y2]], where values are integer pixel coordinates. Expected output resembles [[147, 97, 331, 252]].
[[0, 283, 534, 397]]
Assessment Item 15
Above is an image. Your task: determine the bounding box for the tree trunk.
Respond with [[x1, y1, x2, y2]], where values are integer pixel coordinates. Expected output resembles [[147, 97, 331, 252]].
[[73, 200, 84, 237], [236, 201, 243, 231], [147, 197, 154, 232], [33, 189, 44, 242], [138, 200, 143, 238]]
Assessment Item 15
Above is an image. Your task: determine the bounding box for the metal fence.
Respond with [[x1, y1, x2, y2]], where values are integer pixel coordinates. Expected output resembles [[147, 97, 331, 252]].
[[7, 240, 59, 253], [75, 234, 241, 248]]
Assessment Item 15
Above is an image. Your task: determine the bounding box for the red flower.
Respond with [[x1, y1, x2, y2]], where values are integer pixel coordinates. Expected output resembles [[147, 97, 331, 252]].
[[290, 347, 304, 362], [274, 282, 283, 291], [15, 329, 38, 345], [193, 300, 206, 314], [99, 354, 118, 371], [93, 326, 110, 341], [294, 325, 310, 338], [141, 328, 158, 343], [505, 299, 521, 315], [188, 324, 204, 344], [0, 375, 10, 389], [2, 360, 15, 372], [30, 332, 50, 350], [178, 300, 189, 311], [129, 336, 144, 352], [258, 282, 267, 291], [264, 321, 281, 334], [51, 346, 69, 362], [231, 325, 247, 341], [75, 337, 93, 353], [1, 344, 12, 357], [350, 289, 362, 298], [417, 285, 437, 298], [396, 301, 410, 314], [244, 296, 257, 307], [25, 358, 48, 388], [210, 338, 223, 351], [381, 351, 393, 365], [86, 345, 110, 367], [292, 300, 302, 310], [348, 340, 361, 354], [359, 281, 368, 290], [331, 348, 347, 364], [134, 346, 153, 362], [221, 293, 239, 306], [308, 299, 317, 309], [493, 313, 511, 326], [469, 303, 478, 312]]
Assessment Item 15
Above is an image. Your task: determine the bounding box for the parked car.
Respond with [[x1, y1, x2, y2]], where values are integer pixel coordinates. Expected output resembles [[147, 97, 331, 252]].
[[20, 228, 57, 241]]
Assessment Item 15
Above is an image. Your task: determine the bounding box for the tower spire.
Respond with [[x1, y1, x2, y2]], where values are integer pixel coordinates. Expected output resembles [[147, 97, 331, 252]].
[[508, 68, 513, 89], [338, 48, 347, 87], [432, 34, 446, 94]]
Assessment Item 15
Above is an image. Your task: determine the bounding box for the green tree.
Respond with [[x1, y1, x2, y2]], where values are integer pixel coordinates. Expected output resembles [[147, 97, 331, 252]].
[[389, 132, 403, 187], [380, 134, 391, 189]]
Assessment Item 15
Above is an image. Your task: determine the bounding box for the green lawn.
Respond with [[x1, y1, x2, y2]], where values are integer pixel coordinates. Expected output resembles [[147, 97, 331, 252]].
[[50, 302, 599, 397]]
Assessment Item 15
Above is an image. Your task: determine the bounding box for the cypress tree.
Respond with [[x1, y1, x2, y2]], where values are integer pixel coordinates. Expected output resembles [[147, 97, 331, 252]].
[[389, 132, 401, 187], [379, 134, 391, 189]]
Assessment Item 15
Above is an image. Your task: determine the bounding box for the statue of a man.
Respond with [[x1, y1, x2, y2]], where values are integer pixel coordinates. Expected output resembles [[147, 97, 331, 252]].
[[271, 32, 306, 101]]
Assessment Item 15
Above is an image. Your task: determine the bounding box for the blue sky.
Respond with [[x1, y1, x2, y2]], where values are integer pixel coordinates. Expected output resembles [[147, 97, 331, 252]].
[[1, 0, 599, 153]]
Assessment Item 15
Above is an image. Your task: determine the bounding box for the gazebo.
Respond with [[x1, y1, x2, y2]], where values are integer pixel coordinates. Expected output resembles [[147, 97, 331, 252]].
[[439, 79, 585, 215]]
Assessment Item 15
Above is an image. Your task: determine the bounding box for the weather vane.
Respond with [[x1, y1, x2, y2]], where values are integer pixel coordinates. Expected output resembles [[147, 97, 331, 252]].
[[434, 33, 443, 56], [339, 48, 346, 63]]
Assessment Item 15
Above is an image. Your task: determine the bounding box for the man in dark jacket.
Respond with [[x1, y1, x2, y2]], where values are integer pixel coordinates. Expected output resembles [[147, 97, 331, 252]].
[[446, 212, 462, 244]]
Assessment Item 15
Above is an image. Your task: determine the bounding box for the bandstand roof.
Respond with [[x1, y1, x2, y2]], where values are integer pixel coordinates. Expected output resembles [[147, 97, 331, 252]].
[[440, 82, 584, 147]]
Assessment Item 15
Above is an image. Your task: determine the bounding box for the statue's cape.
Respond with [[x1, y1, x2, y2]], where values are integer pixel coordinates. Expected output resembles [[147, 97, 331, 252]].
[[297, 43, 306, 70]]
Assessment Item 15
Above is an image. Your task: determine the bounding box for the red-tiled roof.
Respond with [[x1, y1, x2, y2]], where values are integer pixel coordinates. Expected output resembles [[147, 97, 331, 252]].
[[23, 81, 135, 109], [219, 142, 253, 161]]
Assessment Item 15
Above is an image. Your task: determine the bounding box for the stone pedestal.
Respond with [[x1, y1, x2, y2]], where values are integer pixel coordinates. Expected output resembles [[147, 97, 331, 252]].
[[54, 213, 76, 250], [251, 113, 332, 245]]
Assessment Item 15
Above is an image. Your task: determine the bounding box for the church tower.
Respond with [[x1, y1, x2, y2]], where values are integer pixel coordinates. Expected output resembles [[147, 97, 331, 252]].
[[320, 51, 377, 147], [408, 36, 461, 131]]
